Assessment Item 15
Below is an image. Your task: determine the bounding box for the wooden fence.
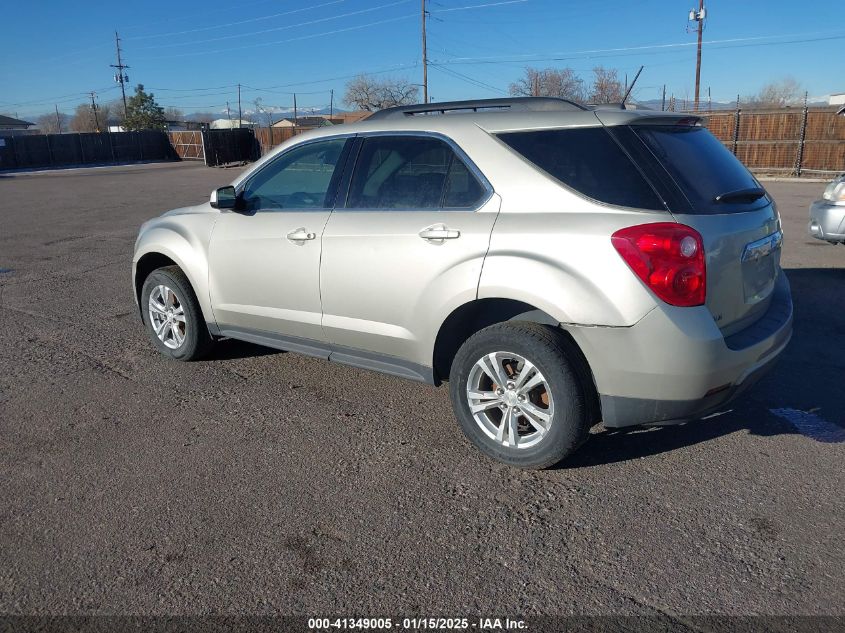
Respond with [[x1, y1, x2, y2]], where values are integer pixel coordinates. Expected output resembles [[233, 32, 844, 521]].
[[11, 111, 832, 175], [694, 108, 845, 176], [168, 131, 204, 160]]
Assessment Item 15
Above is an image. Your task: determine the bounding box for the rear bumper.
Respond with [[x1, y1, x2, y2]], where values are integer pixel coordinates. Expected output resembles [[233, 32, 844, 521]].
[[808, 199, 845, 243], [566, 271, 793, 428]]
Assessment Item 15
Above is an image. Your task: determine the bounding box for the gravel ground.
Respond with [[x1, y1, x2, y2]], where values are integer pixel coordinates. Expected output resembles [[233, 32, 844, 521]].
[[0, 162, 843, 621]]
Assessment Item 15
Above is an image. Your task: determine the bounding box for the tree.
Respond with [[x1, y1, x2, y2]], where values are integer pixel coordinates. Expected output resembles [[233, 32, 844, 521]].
[[744, 77, 803, 108], [509, 67, 586, 101], [70, 101, 111, 132], [344, 74, 419, 111], [35, 111, 71, 134], [164, 106, 184, 122], [122, 84, 166, 131], [589, 66, 624, 104]]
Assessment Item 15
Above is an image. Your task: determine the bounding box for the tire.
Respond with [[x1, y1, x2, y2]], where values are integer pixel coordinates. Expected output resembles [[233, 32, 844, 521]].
[[449, 322, 591, 469], [140, 265, 213, 361]]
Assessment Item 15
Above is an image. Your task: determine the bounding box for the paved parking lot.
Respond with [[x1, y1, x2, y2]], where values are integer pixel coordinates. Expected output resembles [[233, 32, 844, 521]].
[[0, 162, 843, 619]]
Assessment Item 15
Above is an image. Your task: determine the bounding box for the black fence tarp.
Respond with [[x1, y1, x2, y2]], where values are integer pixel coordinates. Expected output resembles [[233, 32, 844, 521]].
[[202, 129, 260, 167], [0, 131, 178, 170]]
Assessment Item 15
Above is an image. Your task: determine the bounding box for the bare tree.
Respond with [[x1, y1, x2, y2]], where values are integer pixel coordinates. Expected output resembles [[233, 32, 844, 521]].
[[589, 66, 624, 104], [35, 111, 71, 134], [744, 77, 803, 108], [344, 75, 419, 111], [69, 102, 112, 132], [252, 98, 274, 127], [509, 67, 586, 101], [164, 106, 184, 121]]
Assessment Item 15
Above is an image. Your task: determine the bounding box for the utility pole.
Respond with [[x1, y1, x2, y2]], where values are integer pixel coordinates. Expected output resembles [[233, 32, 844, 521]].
[[293, 93, 298, 125], [54, 104, 62, 133], [89, 92, 100, 132], [330, 89, 334, 119], [421, 0, 429, 104], [110, 31, 130, 116], [689, 0, 706, 111], [661, 85, 666, 111], [237, 84, 242, 128]]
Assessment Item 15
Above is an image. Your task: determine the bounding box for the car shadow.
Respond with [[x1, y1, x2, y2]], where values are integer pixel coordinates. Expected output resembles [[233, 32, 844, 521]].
[[560, 266, 845, 468], [203, 337, 282, 361]]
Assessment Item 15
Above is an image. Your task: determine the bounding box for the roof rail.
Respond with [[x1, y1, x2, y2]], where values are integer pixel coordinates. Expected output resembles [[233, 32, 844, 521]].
[[367, 97, 586, 120]]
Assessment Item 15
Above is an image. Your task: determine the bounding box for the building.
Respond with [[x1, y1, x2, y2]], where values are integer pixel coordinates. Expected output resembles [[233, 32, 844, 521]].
[[829, 93, 845, 107], [318, 111, 372, 124], [0, 114, 36, 135], [272, 116, 334, 129]]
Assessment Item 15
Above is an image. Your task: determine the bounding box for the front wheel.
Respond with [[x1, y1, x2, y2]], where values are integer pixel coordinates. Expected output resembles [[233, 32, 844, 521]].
[[141, 266, 213, 361], [449, 322, 591, 469]]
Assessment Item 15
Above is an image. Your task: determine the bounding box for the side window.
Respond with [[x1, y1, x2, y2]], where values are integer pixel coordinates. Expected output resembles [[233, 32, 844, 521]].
[[242, 138, 348, 211], [497, 128, 665, 211], [346, 136, 485, 210], [443, 158, 485, 208]]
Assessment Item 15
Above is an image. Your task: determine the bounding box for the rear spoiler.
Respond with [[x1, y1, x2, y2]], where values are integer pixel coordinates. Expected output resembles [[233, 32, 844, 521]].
[[593, 109, 704, 127]]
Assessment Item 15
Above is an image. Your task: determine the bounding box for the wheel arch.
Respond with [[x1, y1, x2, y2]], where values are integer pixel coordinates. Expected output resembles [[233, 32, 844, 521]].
[[133, 243, 213, 330], [433, 297, 601, 422]]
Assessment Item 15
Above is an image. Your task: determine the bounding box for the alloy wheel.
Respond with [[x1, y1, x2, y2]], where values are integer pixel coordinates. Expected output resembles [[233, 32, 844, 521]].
[[466, 351, 554, 449], [148, 284, 187, 349]]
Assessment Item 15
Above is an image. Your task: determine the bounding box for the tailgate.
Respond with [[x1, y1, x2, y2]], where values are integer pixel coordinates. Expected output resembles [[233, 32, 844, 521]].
[[677, 204, 782, 335]]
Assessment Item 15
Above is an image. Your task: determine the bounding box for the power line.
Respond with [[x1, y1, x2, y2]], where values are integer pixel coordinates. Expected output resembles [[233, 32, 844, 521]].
[[141, 14, 418, 59], [430, 30, 845, 66], [429, 63, 506, 94], [430, 0, 527, 14], [142, 0, 413, 50], [127, 0, 346, 41]]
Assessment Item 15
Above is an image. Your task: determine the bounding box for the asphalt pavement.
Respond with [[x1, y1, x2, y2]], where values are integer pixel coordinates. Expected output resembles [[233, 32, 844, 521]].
[[0, 162, 842, 622]]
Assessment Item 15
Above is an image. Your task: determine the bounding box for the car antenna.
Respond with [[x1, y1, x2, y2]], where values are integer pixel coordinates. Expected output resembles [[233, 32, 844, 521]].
[[622, 66, 644, 106]]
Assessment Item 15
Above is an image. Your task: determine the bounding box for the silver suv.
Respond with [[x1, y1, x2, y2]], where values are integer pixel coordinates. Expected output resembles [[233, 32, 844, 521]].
[[133, 97, 793, 468]]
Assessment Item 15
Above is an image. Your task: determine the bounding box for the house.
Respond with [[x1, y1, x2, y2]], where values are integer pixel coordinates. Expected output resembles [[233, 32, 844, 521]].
[[272, 116, 334, 129], [318, 111, 372, 124], [829, 93, 845, 106], [0, 114, 36, 135]]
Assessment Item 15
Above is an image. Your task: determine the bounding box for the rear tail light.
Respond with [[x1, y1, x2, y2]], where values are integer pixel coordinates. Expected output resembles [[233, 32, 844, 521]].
[[611, 223, 706, 307]]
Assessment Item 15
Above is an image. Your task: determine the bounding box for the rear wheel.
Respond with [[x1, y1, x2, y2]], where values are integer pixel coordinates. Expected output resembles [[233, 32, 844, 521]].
[[449, 322, 591, 469], [141, 266, 213, 361]]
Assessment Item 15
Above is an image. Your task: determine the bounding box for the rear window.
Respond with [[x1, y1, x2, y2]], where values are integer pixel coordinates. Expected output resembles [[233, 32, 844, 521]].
[[633, 126, 769, 214], [496, 127, 665, 211]]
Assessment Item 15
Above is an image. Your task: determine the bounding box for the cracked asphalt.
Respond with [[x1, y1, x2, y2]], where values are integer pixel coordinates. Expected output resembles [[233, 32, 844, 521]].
[[0, 162, 843, 620]]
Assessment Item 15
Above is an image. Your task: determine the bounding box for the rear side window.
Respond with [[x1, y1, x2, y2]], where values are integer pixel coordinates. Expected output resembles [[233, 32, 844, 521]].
[[497, 127, 665, 211], [632, 126, 768, 214], [346, 136, 486, 210]]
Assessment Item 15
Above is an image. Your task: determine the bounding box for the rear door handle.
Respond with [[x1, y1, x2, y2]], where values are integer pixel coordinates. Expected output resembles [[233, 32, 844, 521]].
[[419, 226, 460, 241], [286, 228, 317, 242]]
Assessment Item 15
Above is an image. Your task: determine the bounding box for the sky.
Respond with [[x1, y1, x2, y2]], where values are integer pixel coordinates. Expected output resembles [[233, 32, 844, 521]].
[[1, 0, 843, 120]]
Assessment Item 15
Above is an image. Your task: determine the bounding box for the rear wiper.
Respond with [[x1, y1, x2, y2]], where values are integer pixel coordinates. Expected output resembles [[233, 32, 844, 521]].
[[714, 187, 766, 203]]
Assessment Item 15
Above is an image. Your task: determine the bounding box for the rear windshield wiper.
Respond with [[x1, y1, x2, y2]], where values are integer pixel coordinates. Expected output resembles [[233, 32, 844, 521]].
[[714, 187, 766, 204]]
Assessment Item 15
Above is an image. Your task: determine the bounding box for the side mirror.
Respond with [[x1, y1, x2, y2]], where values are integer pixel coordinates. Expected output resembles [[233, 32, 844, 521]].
[[210, 186, 238, 210]]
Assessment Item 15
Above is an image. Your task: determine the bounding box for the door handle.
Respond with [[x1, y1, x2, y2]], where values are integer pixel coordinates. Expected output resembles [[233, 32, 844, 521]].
[[419, 226, 460, 241], [286, 228, 317, 242]]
